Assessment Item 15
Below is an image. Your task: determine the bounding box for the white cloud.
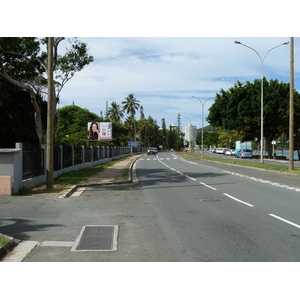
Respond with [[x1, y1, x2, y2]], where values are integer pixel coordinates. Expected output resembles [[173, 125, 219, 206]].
[[58, 37, 297, 129]]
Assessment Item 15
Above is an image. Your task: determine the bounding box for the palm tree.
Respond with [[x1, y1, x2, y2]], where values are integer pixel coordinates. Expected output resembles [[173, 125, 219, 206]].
[[122, 93, 140, 117], [122, 93, 140, 143], [107, 101, 124, 123]]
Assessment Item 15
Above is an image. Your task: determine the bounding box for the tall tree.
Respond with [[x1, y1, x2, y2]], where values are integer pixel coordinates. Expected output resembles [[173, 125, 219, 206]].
[[138, 116, 160, 147], [140, 105, 145, 120], [0, 37, 94, 144], [0, 78, 45, 147], [107, 101, 124, 123], [207, 79, 300, 155], [161, 118, 167, 148], [122, 93, 140, 118], [122, 93, 140, 143]]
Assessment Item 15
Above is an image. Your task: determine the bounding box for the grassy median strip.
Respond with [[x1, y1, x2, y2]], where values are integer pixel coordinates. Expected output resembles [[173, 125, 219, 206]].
[[178, 152, 300, 176]]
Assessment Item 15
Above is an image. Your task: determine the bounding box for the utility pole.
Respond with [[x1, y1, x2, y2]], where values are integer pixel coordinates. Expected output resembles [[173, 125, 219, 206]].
[[289, 37, 294, 171], [177, 113, 181, 135], [46, 37, 54, 188]]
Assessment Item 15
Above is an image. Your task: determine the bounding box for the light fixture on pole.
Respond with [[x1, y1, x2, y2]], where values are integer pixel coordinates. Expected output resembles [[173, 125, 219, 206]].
[[191, 96, 215, 155], [234, 40, 289, 163]]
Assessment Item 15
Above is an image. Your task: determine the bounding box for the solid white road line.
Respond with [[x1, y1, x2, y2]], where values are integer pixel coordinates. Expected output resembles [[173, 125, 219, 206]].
[[223, 193, 254, 207], [185, 175, 196, 181], [269, 214, 300, 229], [199, 182, 217, 190]]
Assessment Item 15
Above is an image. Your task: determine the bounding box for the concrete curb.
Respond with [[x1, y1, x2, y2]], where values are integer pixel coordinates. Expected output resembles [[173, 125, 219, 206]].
[[58, 185, 78, 199], [0, 233, 20, 260], [2, 240, 39, 262], [59, 154, 143, 198], [0, 154, 144, 261], [130, 154, 142, 184]]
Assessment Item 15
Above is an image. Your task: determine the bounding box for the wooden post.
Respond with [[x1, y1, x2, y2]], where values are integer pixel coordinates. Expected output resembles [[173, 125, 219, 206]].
[[46, 37, 54, 188]]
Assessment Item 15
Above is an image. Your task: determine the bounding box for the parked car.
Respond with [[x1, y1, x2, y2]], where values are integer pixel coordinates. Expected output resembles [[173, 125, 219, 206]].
[[216, 148, 225, 154], [147, 147, 157, 155], [234, 149, 240, 156], [225, 149, 234, 156], [236, 149, 253, 159]]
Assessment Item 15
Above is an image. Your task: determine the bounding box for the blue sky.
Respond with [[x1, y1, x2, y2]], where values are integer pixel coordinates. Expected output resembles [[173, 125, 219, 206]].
[[4, 1, 299, 130], [57, 37, 298, 130]]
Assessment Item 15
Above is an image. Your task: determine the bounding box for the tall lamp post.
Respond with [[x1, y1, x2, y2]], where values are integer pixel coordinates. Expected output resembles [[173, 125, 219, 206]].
[[192, 96, 215, 155], [234, 40, 289, 163]]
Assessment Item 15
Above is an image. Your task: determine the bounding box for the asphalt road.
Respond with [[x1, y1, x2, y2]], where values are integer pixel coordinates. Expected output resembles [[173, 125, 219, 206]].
[[1, 151, 300, 262], [137, 152, 300, 261]]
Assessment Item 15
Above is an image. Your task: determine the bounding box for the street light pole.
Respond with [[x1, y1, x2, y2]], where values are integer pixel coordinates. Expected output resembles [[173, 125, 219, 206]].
[[192, 96, 215, 155], [289, 37, 294, 171], [234, 40, 289, 163]]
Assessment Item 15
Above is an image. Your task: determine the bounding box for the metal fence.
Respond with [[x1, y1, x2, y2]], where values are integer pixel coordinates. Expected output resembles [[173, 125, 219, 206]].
[[22, 145, 145, 180], [22, 144, 44, 180]]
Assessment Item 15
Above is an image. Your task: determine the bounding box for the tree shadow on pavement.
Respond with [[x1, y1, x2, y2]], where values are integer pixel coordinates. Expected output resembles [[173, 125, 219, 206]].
[[0, 218, 63, 241]]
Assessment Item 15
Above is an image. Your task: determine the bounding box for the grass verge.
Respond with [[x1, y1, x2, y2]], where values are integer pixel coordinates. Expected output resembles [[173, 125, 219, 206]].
[[0, 236, 11, 248], [16, 157, 131, 196], [0, 236, 14, 259], [177, 152, 300, 176]]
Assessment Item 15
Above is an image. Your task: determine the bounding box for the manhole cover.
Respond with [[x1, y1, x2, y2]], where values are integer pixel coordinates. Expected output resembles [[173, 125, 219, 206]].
[[71, 225, 118, 252]]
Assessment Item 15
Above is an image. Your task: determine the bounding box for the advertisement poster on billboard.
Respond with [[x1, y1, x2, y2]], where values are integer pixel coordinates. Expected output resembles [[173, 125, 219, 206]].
[[87, 122, 112, 141], [128, 141, 138, 147]]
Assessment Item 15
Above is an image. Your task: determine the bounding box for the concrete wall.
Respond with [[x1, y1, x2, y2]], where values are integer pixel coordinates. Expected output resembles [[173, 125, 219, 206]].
[[0, 143, 145, 195], [0, 143, 22, 194]]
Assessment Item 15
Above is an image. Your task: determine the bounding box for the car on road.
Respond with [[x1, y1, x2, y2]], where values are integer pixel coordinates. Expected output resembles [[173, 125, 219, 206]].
[[147, 147, 157, 155], [236, 149, 253, 159]]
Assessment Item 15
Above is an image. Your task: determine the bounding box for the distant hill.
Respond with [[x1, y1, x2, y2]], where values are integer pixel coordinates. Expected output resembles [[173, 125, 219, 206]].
[[197, 124, 217, 132]]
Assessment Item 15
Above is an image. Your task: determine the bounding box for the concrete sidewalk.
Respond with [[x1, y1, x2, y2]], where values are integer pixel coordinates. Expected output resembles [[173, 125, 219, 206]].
[[0, 154, 145, 262], [80, 154, 143, 185], [59, 154, 143, 198]]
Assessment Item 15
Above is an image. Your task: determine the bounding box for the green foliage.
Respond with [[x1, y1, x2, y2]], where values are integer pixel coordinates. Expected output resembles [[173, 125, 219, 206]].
[[55, 105, 102, 145], [0, 37, 43, 81], [167, 125, 183, 150], [122, 93, 140, 117], [0, 37, 94, 144], [160, 118, 167, 148], [196, 131, 219, 147], [107, 101, 124, 123], [207, 78, 300, 152], [138, 116, 160, 147], [0, 78, 46, 147]]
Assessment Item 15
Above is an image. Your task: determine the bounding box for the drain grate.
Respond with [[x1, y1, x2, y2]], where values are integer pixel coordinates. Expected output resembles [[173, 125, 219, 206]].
[[71, 225, 118, 252]]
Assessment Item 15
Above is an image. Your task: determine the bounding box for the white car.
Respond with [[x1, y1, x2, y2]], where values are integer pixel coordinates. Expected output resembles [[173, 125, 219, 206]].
[[216, 148, 225, 154], [147, 147, 157, 155], [225, 149, 234, 156]]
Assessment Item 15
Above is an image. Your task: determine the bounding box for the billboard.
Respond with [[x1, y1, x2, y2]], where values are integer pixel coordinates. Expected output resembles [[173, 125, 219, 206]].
[[87, 122, 112, 141], [128, 141, 138, 147]]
